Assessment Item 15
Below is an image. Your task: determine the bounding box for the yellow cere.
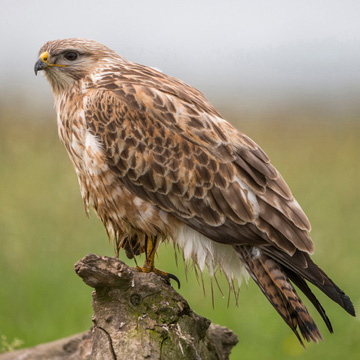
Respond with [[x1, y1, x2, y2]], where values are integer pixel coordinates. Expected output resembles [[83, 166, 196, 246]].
[[40, 51, 49, 63], [40, 51, 67, 68]]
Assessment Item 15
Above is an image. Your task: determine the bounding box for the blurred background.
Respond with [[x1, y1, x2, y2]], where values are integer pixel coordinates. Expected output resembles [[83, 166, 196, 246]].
[[0, 0, 359, 359]]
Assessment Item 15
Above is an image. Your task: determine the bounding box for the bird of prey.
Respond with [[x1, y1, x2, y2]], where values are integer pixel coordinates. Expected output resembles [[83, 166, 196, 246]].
[[34, 38, 354, 346]]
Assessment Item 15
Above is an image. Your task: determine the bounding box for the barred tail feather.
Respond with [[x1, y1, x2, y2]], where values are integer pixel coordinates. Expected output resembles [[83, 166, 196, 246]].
[[261, 246, 355, 317], [236, 246, 325, 346], [282, 267, 333, 333]]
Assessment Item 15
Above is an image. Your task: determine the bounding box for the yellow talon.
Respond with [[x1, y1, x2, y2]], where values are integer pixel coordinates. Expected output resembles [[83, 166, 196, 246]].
[[136, 265, 151, 273], [135, 236, 181, 289]]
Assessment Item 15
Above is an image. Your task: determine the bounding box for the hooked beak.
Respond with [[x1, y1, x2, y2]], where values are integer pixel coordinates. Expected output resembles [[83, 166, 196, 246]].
[[34, 58, 47, 75]]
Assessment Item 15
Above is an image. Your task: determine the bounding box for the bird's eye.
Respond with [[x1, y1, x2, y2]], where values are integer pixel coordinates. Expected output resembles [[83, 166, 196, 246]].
[[64, 52, 78, 61]]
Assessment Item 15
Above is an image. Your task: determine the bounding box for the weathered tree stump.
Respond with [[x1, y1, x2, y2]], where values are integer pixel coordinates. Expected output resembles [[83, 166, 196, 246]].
[[0, 254, 238, 359]]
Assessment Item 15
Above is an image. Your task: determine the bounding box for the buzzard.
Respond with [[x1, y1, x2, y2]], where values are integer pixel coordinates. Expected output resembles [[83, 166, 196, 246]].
[[34, 38, 354, 346]]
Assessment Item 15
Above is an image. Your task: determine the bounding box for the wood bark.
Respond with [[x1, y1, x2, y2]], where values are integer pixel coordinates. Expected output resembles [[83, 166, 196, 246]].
[[0, 254, 238, 360]]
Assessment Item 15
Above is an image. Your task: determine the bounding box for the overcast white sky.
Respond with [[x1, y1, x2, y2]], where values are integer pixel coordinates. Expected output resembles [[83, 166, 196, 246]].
[[1, 0, 360, 116]]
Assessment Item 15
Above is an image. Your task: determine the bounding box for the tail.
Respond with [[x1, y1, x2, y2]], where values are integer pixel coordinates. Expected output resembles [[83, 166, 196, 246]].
[[236, 246, 355, 347]]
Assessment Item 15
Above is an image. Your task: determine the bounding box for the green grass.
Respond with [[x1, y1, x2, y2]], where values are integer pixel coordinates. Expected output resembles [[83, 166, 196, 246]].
[[0, 113, 359, 359]]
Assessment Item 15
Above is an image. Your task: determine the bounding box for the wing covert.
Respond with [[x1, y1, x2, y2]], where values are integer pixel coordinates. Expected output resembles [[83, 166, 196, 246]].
[[83, 76, 313, 255]]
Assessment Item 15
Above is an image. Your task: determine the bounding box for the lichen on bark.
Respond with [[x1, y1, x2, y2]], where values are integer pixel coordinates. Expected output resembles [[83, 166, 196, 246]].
[[0, 254, 238, 360]]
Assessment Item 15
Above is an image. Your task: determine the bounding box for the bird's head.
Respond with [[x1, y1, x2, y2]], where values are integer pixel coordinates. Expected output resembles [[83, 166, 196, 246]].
[[34, 38, 120, 93]]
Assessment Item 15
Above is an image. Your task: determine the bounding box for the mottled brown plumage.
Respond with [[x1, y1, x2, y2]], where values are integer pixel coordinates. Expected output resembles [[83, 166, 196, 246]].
[[35, 38, 355, 345]]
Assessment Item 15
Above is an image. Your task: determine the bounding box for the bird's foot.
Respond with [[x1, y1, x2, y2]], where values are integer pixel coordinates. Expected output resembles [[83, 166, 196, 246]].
[[136, 265, 181, 289]]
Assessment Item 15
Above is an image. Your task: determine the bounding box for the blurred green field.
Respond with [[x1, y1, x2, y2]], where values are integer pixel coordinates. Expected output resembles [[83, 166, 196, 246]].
[[0, 111, 359, 359]]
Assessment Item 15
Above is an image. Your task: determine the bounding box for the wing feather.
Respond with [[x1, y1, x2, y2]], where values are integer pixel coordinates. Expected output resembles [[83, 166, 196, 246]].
[[83, 68, 313, 255]]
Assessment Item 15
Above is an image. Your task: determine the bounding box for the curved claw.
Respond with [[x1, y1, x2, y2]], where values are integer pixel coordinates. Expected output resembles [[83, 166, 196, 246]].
[[136, 266, 181, 289], [165, 272, 181, 289], [153, 268, 181, 289]]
